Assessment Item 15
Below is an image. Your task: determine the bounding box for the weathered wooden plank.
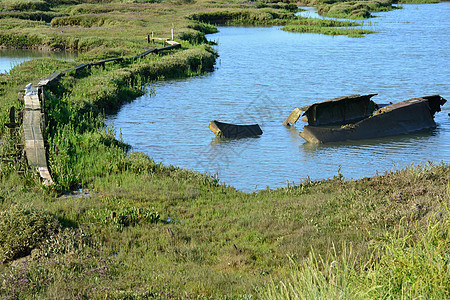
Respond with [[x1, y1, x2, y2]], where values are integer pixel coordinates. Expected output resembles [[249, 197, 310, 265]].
[[91, 57, 124, 66], [37, 79, 49, 87], [60, 68, 75, 75], [154, 43, 181, 53], [45, 72, 61, 82], [23, 110, 42, 126], [39, 167, 54, 186], [150, 37, 169, 41], [209, 120, 263, 138], [24, 144, 46, 168], [24, 136, 45, 148], [166, 40, 180, 46], [74, 63, 90, 70], [24, 94, 41, 110], [132, 48, 156, 60], [24, 146, 37, 166], [23, 125, 44, 143], [22, 85, 53, 183]]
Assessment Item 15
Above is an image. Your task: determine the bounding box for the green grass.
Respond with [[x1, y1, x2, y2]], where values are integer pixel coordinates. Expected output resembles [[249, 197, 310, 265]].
[[321, 1, 395, 19], [0, 0, 379, 57], [282, 24, 375, 37], [0, 155, 448, 297], [260, 202, 449, 299]]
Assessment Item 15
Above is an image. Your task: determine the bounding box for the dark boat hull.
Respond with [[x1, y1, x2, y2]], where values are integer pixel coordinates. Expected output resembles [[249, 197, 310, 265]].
[[209, 120, 263, 138], [299, 95, 446, 144]]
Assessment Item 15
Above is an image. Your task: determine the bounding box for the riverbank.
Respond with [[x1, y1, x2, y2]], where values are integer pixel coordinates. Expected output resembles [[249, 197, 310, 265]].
[[1, 0, 449, 298], [1, 58, 448, 297], [0, 0, 380, 59]]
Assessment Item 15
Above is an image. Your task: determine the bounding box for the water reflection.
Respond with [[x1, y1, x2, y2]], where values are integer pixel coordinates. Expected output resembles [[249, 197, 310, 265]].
[[300, 128, 439, 153], [296, 7, 323, 19], [0, 49, 77, 74]]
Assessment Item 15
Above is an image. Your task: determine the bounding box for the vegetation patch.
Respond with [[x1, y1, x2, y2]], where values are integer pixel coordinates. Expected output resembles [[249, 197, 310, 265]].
[[0, 0, 50, 12], [318, 0, 395, 19], [188, 9, 294, 25], [261, 205, 449, 299], [0, 205, 60, 263], [282, 24, 375, 37]]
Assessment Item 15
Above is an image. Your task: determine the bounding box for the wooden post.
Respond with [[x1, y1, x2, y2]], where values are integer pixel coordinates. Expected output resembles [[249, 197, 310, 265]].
[[171, 24, 174, 41], [147, 34, 150, 44], [9, 106, 15, 124], [4, 106, 18, 136], [9, 106, 15, 136]]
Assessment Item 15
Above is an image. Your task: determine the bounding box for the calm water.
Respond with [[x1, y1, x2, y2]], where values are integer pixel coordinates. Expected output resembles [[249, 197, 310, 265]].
[[104, 3, 446, 190], [0, 49, 77, 74]]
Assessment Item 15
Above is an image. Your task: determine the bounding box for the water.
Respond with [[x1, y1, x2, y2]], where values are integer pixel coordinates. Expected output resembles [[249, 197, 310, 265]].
[[0, 49, 77, 74], [107, 3, 449, 191]]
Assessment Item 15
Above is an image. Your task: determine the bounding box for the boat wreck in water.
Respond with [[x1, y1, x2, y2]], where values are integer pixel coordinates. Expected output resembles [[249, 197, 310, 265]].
[[283, 94, 447, 144], [209, 120, 263, 138]]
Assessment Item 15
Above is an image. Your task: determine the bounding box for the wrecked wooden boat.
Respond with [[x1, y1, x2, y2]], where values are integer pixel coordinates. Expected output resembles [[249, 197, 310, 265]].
[[283, 94, 379, 126], [209, 120, 263, 138], [284, 94, 447, 144]]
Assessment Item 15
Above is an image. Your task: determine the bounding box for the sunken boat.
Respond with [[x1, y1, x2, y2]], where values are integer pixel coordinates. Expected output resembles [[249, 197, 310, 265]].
[[209, 120, 263, 138], [283, 94, 447, 144]]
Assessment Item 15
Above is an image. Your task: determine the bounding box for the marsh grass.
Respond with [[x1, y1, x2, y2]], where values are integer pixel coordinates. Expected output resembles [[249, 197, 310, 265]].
[[261, 203, 449, 299], [282, 24, 375, 37], [0, 0, 376, 56], [1, 156, 448, 297], [0, 0, 448, 298]]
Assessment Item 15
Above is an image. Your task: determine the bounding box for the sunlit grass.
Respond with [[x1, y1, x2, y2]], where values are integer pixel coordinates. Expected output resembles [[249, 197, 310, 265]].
[[260, 203, 449, 299], [282, 24, 375, 37]]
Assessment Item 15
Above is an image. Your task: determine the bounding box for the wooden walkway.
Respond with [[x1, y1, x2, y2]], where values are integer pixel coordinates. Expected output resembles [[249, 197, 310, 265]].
[[22, 39, 180, 186], [23, 86, 53, 185]]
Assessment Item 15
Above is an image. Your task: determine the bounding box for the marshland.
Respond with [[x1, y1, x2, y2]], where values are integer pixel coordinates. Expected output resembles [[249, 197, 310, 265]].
[[0, 0, 449, 298]]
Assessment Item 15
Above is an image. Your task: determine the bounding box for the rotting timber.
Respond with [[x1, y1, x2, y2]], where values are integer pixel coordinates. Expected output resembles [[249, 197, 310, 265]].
[[282, 94, 378, 126], [209, 120, 263, 138], [285, 94, 447, 144]]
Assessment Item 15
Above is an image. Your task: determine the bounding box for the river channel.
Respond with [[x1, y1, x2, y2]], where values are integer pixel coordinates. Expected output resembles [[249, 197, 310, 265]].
[[2, 4, 448, 191], [107, 3, 449, 191], [0, 49, 77, 74]]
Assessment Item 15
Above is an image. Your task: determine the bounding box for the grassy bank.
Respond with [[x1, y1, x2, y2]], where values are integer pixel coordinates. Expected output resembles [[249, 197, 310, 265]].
[[1, 142, 449, 298], [0, 0, 380, 58]]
